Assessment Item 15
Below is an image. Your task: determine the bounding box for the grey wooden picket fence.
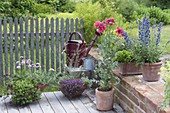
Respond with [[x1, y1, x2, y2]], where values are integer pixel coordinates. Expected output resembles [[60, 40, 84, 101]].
[[0, 17, 84, 77]]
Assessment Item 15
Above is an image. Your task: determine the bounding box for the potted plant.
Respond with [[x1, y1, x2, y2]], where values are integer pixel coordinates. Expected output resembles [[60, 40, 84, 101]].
[[33, 68, 59, 92], [161, 61, 170, 109], [133, 17, 165, 81], [0, 56, 59, 106], [58, 71, 92, 98], [1, 69, 42, 106], [115, 50, 141, 75], [95, 59, 119, 111]]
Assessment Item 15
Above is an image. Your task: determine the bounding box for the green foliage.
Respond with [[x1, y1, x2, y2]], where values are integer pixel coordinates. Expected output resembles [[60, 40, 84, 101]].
[[11, 77, 42, 106], [114, 0, 139, 21], [131, 6, 170, 25], [59, 1, 75, 13], [0, 0, 36, 18], [161, 61, 170, 109], [115, 50, 133, 63], [55, 0, 75, 13], [133, 43, 162, 64], [95, 59, 119, 91], [31, 3, 55, 15], [74, 1, 113, 44], [1, 69, 42, 106]]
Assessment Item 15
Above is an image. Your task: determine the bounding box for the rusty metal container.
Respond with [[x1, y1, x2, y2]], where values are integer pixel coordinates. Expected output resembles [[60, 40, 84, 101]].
[[65, 32, 86, 67]]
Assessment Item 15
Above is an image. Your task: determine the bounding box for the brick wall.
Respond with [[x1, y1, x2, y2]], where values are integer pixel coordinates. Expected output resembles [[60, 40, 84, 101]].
[[113, 69, 170, 113]]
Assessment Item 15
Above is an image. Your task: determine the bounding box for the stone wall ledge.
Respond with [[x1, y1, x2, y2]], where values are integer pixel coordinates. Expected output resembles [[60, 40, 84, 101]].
[[113, 68, 170, 113]]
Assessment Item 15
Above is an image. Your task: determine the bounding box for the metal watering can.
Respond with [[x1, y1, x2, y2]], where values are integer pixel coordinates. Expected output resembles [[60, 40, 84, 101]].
[[82, 57, 95, 70], [65, 32, 99, 67]]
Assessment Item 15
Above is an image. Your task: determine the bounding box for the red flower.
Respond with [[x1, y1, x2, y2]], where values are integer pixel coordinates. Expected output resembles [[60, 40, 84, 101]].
[[94, 21, 101, 27], [105, 18, 115, 26], [94, 21, 106, 33], [116, 27, 124, 37]]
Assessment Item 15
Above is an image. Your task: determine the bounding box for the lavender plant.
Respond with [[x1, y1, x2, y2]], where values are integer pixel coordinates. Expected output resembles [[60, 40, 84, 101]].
[[60, 79, 86, 98]]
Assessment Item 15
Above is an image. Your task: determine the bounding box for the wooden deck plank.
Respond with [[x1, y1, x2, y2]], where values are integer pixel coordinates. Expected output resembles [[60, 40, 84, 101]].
[[54, 91, 78, 113], [79, 95, 100, 113], [18, 106, 31, 113], [39, 93, 55, 113], [4, 96, 20, 113], [44, 92, 66, 113], [29, 101, 43, 113], [0, 97, 8, 113], [70, 97, 90, 113], [0, 91, 116, 113]]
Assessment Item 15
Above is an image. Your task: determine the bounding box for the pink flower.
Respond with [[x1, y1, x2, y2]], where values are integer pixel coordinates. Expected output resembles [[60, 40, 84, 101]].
[[116, 27, 124, 37], [94, 21, 106, 33], [105, 18, 115, 26], [94, 21, 101, 27]]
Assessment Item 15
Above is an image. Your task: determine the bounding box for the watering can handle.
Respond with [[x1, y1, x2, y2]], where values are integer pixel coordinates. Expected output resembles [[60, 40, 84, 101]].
[[69, 32, 84, 43]]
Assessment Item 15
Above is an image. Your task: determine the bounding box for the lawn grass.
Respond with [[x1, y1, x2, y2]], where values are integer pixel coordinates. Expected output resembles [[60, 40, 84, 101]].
[[38, 12, 78, 19], [161, 25, 170, 54]]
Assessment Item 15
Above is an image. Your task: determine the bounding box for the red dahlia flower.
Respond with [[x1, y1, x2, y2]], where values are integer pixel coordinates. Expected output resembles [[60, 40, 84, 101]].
[[105, 18, 115, 26], [116, 27, 124, 37], [94, 21, 106, 33]]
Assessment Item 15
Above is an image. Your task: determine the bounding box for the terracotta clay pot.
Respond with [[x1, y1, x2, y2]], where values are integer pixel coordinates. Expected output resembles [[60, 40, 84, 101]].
[[95, 88, 114, 111], [37, 84, 48, 91], [142, 62, 162, 82], [119, 62, 142, 75]]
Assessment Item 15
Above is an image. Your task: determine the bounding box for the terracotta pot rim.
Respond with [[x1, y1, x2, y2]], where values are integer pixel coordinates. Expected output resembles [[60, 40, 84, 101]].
[[96, 88, 114, 93], [144, 61, 162, 66]]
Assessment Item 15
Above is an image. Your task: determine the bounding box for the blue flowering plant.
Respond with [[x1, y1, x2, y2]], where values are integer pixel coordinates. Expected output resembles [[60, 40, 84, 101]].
[[133, 17, 166, 65]]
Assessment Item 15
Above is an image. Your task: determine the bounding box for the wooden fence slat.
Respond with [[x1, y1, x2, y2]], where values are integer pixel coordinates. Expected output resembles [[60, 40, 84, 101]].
[[70, 18, 74, 39], [40, 19, 45, 71], [56, 18, 59, 72], [30, 18, 34, 65], [20, 18, 24, 58], [66, 18, 69, 41], [75, 18, 79, 39], [4, 17, 8, 75], [0, 18, 3, 77], [25, 17, 29, 61], [46, 18, 49, 72], [9, 18, 13, 75], [14, 18, 18, 71], [51, 18, 54, 69], [80, 19, 84, 36], [0, 17, 83, 75], [36, 17, 39, 63], [61, 18, 64, 72]]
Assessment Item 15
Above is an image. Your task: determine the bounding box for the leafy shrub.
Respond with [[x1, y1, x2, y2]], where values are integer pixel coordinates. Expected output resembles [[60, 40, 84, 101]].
[[11, 78, 41, 106], [75, 1, 116, 44], [115, 50, 133, 63], [131, 6, 170, 25], [0, 0, 36, 18], [56, 0, 75, 13], [31, 3, 55, 15], [59, 1, 75, 13], [114, 0, 139, 21]]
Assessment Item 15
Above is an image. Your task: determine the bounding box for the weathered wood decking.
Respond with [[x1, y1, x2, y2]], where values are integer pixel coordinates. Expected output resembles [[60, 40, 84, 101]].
[[0, 91, 116, 113]]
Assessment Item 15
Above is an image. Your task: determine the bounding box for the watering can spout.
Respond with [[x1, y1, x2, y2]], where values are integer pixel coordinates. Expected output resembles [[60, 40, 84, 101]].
[[85, 32, 100, 57]]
